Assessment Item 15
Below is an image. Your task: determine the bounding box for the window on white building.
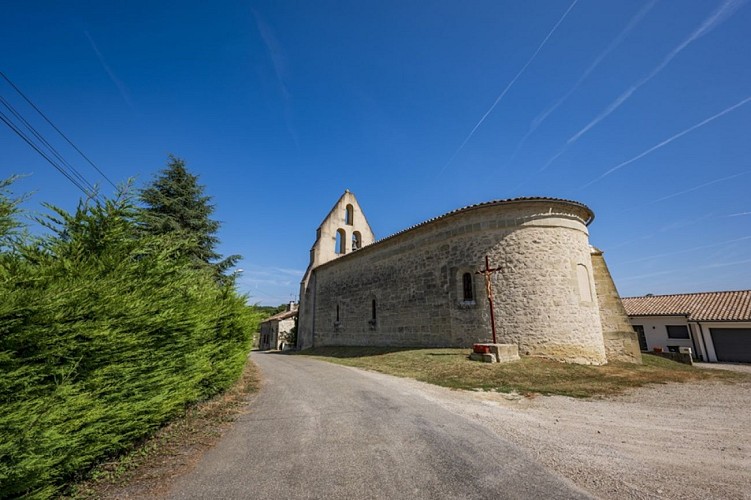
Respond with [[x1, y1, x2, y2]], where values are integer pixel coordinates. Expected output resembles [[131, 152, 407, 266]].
[[666, 325, 690, 339]]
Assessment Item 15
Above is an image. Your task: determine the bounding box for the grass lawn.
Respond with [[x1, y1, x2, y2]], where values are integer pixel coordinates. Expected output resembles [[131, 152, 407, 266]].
[[295, 347, 748, 398]]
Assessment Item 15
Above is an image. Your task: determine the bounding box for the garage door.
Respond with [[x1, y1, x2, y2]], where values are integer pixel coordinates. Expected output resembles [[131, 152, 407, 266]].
[[710, 328, 751, 363]]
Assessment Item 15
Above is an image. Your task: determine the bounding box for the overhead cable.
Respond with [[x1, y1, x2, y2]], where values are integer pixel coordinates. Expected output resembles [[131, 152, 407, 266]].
[[0, 95, 98, 195], [0, 70, 117, 189], [0, 108, 97, 199]]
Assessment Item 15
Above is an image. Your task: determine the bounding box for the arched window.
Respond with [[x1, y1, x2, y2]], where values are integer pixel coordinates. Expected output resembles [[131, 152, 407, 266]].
[[345, 204, 354, 225], [462, 273, 474, 302], [335, 229, 346, 254], [577, 264, 592, 302], [352, 231, 361, 251]]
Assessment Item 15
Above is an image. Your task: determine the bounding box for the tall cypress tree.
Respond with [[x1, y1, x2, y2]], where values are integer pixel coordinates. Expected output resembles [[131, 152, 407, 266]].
[[140, 155, 239, 276]]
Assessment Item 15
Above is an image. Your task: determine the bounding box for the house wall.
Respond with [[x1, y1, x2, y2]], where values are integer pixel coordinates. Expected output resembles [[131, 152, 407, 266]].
[[300, 200, 614, 365], [698, 321, 751, 362], [259, 316, 297, 350], [628, 316, 698, 357], [276, 317, 296, 349], [258, 321, 277, 350], [629, 317, 751, 362]]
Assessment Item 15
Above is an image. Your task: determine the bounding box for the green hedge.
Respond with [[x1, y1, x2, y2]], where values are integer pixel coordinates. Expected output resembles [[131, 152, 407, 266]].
[[0, 193, 257, 498]]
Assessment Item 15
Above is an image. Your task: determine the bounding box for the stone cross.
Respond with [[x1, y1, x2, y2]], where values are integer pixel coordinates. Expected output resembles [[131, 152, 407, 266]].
[[475, 255, 501, 344]]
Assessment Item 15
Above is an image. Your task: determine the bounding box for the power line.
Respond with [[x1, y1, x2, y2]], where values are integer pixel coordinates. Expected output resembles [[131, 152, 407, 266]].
[[0, 70, 117, 189], [0, 108, 96, 199], [0, 95, 98, 196]]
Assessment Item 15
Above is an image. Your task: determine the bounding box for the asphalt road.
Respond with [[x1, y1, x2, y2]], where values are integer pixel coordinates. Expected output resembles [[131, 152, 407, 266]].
[[168, 351, 591, 500]]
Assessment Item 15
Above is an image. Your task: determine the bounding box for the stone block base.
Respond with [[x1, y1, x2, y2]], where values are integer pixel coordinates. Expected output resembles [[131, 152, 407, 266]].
[[470, 343, 520, 363], [603, 330, 642, 364], [469, 352, 497, 363]]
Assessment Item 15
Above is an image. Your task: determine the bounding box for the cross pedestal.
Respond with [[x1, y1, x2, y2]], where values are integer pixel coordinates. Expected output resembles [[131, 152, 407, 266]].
[[469, 343, 520, 363]]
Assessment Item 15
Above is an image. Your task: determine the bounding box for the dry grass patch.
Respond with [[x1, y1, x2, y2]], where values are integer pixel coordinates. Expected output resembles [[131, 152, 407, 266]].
[[64, 357, 261, 499], [296, 347, 747, 398]]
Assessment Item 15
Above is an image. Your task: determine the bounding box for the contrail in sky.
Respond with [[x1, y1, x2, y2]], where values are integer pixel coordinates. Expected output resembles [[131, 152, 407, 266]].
[[568, 0, 746, 145], [537, 145, 566, 173], [511, 0, 658, 160], [607, 211, 720, 250], [618, 169, 751, 213], [619, 258, 751, 281], [580, 95, 751, 189], [619, 235, 751, 265], [84, 30, 133, 108], [439, 0, 578, 175], [252, 9, 300, 148]]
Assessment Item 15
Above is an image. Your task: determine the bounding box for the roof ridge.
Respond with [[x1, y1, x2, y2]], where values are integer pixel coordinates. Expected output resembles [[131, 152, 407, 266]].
[[261, 309, 299, 322], [312, 196, 594, 272], [376, 197, 593, 245], [622, 289, 751, 300], [622, 290, 751, 321]]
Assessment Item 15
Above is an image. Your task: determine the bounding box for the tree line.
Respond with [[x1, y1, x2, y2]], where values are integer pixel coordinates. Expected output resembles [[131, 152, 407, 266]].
[[0, 156, 262, 498]]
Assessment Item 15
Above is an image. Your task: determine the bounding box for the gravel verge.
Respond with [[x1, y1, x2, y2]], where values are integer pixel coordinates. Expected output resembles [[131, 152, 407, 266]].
[[362, 372, 751, 499]]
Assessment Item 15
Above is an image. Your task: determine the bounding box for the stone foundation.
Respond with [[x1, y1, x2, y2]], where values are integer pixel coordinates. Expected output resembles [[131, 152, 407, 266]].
[[469, 343, 520, 363]]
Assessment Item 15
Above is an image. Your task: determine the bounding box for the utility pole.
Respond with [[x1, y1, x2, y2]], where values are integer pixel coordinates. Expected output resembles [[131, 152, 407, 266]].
[[475, 255, 501, 344]]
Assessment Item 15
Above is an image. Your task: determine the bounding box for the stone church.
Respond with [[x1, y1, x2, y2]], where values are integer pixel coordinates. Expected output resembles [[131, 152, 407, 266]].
[[296, 191, 640, 365]]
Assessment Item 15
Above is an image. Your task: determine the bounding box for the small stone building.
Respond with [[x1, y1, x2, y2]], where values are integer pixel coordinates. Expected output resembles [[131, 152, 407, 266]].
[[297, 191, 640, 365], [258, 303, 298, 351]]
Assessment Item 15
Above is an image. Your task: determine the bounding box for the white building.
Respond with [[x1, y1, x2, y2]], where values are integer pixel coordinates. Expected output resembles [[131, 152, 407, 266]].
[[258, 303, 298, 351], [622, 290, 751, 363]]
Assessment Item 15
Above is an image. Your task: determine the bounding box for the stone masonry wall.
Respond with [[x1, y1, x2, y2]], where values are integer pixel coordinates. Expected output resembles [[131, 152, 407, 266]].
[[591, 249, 642, 364], [306, 201, 609, 364], [298, 191, 374, 350], [277, 317, 296, 349]]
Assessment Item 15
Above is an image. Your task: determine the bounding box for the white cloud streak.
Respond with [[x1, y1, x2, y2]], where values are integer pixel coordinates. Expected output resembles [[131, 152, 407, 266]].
[[605, 212, 717, 250], [511, 0, 658, 160], [618, 258, 751, 282], [239, 277, 295, 287], [568, 0, 746, 145], [439, 0, 578, 175], [84, 30, 133, 108], [538, 145, 566, 173], [241, 265, 304, 280], [618, 235, 751, 265], [618, 169, 751, 213], [252, 10, 299, 148], [580, 95, 751, 189]]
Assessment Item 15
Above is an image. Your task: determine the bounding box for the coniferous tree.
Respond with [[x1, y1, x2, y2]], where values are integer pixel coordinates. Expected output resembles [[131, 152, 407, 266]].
[[0, 179, 258, 496], [0, 176, 26, 250], [140, 155, 239, 276]]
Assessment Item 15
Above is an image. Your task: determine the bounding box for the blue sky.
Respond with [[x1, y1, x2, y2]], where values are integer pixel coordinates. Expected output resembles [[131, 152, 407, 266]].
[[1, 0, 749, 305]]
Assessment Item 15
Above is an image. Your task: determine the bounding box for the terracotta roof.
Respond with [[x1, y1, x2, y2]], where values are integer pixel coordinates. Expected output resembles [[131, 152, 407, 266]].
[[260, 309, 298, 323], [622, 290, 751, 322]]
